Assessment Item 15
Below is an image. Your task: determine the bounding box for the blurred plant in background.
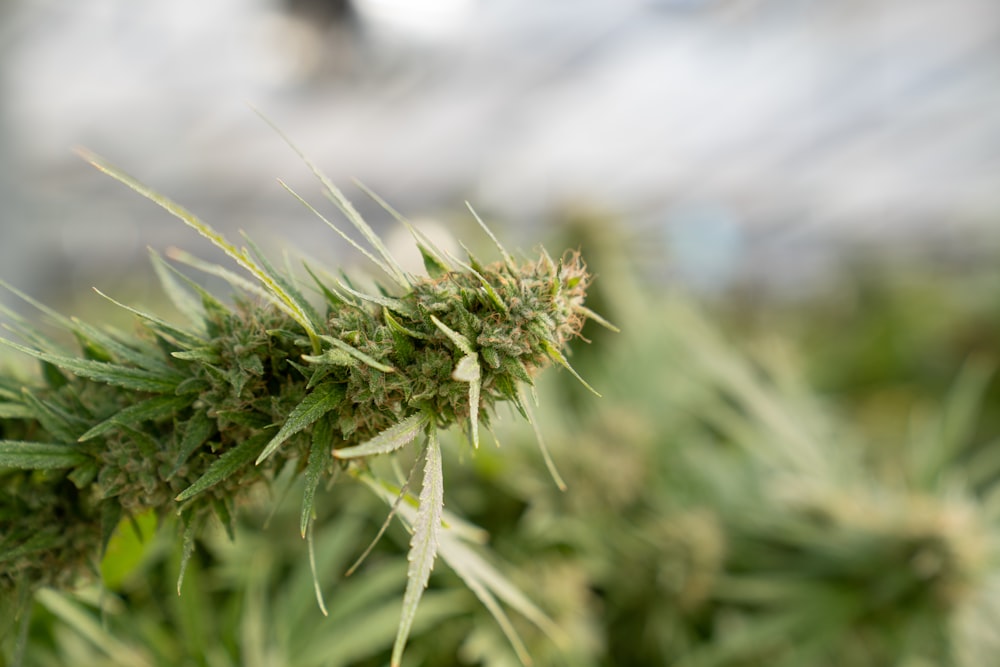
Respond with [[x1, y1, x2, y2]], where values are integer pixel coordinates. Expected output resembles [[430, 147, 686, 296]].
[[5, 204, 1000, 666]]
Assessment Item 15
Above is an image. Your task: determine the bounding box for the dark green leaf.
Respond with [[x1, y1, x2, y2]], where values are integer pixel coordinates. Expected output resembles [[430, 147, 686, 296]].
[[257, 382, 346, 464], [0, 441, 88, 469], [301, 416, 336, 537], [175, 433, 269, 502], [79, 394, 194, 442]]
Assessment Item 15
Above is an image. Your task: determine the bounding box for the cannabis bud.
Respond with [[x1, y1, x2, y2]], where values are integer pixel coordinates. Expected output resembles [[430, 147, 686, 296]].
[[0, 143, 613, 665]]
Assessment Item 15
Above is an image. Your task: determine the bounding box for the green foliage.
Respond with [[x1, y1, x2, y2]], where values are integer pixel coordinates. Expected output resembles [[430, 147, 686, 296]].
[[0, 149, 609, 665]]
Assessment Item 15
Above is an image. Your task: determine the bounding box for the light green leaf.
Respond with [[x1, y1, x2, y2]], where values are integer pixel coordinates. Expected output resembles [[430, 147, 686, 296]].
[[355, 180, 458, 277], [0, 403, 32, 419], [253, 110, 411, 289], [575, 304, 620, 332], [384, 308, 429, 340], [166, 247, 274, 303], [148, 248, 206, 328], [465, 202, 518, 273], [257, 382, 346, 465], [452, 354, 482, 448], [278, 179, 407, 289], [392, 432, 444, 667], [78, 149, 321, 351], [542, 339, 601, 397], [0, 440, 88, 469], [35, 589, 154, 667], [318, 335, 395, 374], [334, 278, 417, 318], [92, 288, 204, 348], [1, 278, 174, 373], [430, 315, 474, 356], [175, 433, 268, 502], [334, 412, 429, 459]]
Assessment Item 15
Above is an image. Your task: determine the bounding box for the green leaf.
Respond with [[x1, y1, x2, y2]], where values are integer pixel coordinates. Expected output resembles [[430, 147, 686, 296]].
[[316, 335, 395, 374], [430, 315, 474, 356], [78, 149, 321, 351], [0, 339, 182, 393], [334, 412, 429, 459], [79, 394, 194, 442], [175, 433, 269, 502], [278, 179, 409, 290], [176, 514, 198, 594], [465, 202, 518, 273], [148, 248, 207, 329], [93, 288, 205, 349], [243, 232, 325, 332], [452, 354, 482, 449], [575, 304, 620, 332], [355, 180, 459, 278], [542, 339, 601, 397], [0, 440, 88, 469], [18, 390, 87, 443], [420, 245, 450, 279], [392, 431, 444, 667], [1, 278, 175, 373], [257, 382, 346, 465], [302, 417, 335, 537], [168, 410, 216, 477], [254, 110, 411, 289], [0, 402, 33, 421]]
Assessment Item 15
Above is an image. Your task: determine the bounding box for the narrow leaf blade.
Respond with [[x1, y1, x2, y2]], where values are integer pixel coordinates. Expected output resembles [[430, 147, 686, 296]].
[[391, 431, 444, 667], [334, 412, 429, 459], [0, 441, 88, 469], [257, 382, 346, 465]]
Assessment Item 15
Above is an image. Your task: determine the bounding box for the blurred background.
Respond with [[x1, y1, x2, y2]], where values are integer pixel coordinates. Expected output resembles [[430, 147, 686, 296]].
[[4, 1, 1000, 665], [2, 0, 999, 301]]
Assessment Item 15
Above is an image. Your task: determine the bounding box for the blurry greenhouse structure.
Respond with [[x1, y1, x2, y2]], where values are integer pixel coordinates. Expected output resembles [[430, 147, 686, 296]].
[[3, 0, 1000, 665]]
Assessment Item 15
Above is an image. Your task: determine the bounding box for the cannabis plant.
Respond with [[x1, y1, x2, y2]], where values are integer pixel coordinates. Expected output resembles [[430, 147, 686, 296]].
[[0, 138, 612, 665], [464, 219, 1000, 666]]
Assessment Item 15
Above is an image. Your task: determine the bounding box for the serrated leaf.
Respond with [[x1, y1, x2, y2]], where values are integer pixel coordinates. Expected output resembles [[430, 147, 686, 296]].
[[0, 338, 182, 393], [0, 440, 88, 469], [257, 382, 345, 465], [302, 417, 335, 537], [1, 278, 174, 373], [430, 315, 474, 356], [176, 514, 198, 594], [18, 390, 86, 443], [79, 394, 194, 442], [318, 335, 395, 374], [334, 412, 429, 459], [391, 432, 444, 667], [334, 278, 417, 318], [175, 433, 268, 502]]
